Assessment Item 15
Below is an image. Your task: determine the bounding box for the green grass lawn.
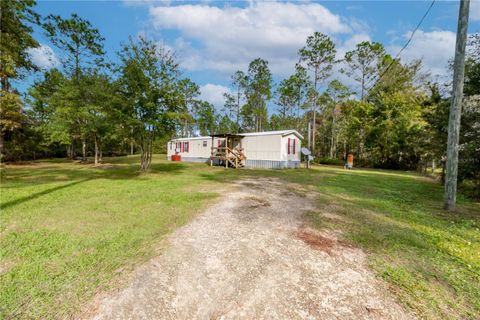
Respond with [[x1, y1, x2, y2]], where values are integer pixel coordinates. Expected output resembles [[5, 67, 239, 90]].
[[1, 155, 479, 319], [0, 156, 220, 319]]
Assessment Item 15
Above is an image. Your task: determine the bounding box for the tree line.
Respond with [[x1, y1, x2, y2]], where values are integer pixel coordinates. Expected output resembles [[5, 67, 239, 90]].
[[1, 1, 479, 195]]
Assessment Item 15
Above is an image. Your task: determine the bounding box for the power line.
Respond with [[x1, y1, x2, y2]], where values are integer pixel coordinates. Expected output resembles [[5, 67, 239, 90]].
[[365, 0, 436, 91]]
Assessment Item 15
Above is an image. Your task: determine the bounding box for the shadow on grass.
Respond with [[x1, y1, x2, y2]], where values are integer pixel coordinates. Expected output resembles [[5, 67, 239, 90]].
[[0, 160, 187, 210], [0, 179, 91, 210], [150, 162, 186, 172]]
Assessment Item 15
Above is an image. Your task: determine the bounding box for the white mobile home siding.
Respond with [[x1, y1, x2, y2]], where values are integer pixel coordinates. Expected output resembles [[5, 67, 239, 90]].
[[281, 133, 301, 162], [241, 134, 281, 161], [167, 130, 303, 169], [167, 137, 215, 163]]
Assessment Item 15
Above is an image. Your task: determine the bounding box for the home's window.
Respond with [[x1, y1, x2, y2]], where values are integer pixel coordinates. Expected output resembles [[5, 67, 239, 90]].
[[184, 141, 189, 153], [203, 140, 207, 147], [287, 138, 296, 154]]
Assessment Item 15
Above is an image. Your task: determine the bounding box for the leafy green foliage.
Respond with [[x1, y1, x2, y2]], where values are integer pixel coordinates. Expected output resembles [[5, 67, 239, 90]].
[[242, 58, 273, 132], [0, 0, 40, 160], [43, 13, 105, 76], [222, 70, 247, 133], [117, 36, 183, 170], [298, 32, 336, 85], [341, 41, 386, 99], [194, 101, 217, 136], [0, 0, 40, 85], [275, 64, 309, 131]]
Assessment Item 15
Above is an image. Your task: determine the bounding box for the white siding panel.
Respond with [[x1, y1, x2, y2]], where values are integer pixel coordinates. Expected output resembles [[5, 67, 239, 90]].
[[281, 134, 301, 161], [242, 135, 281, 161], [168, 137, 212, 159]]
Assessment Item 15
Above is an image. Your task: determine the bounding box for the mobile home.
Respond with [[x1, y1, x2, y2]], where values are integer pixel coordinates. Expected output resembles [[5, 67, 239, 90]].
[[167, 130, 303, 169]]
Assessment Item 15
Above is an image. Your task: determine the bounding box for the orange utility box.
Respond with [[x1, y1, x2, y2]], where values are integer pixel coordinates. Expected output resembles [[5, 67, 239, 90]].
[[346, 154, 353, 168]]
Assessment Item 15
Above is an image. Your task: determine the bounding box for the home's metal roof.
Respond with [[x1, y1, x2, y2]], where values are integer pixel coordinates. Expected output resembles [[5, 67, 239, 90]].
[[240, 130, 304, 139], [171, 129, 303, 141], [170, 136, 210, 141]]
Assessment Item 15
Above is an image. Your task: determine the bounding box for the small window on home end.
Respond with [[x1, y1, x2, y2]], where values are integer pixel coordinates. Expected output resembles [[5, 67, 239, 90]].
[[203, 141, 207, 147], [287, 138, 296, 154]]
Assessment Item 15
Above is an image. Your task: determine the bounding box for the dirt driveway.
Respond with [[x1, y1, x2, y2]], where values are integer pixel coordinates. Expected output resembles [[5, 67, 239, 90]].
[[88, 178, 413, 320]]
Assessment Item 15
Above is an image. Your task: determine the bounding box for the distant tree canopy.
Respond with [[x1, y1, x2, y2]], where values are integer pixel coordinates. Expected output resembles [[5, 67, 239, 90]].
[[2, 0, 479, 194], [0, 0, 40, 160]]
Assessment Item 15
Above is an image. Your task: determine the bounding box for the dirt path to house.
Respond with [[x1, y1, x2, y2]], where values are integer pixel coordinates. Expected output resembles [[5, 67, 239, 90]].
[[87, 178, 414, 320]]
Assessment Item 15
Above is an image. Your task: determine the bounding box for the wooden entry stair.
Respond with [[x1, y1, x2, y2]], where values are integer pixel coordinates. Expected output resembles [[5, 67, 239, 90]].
[[210, 134, 246, 169]]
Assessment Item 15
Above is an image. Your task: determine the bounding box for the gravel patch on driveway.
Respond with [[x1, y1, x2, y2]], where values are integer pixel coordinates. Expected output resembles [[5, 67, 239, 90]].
[[87, 178, 414, 320]]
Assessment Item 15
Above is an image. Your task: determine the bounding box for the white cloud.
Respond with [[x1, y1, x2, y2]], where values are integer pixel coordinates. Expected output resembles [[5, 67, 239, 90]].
[[199, 83, 230, 107], [27, 44, 59, 70], [149, 2, 355, 76], [388, 30, 456, 77]]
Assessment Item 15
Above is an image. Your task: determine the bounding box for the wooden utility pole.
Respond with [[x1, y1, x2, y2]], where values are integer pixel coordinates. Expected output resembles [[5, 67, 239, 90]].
[[444, 0, 470, 210]]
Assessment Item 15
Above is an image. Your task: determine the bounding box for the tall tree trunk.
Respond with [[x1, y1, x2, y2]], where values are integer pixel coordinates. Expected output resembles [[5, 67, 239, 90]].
[[67, 139, 75, 160], [359, 72, 366, 161], [82, 138, 86, 162], [236, 90, 241, 133], [67, 142, 75, 160], [140, 132, 154, 171], [330, 110, 336, 158], [312, 106, 316, 155], [130, 127, 134, 155], [361, 73, 365, 100], [0, 132, 4, 162], [140, 141, 146, 171], [148, 132, 153, 168], [94, 134, 99, 166], [357, 128, 364, 161], [312, 72, 318, 156]]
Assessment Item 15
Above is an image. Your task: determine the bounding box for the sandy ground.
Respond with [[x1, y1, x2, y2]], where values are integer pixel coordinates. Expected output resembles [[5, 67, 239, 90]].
[[86, 178, 414, 320]]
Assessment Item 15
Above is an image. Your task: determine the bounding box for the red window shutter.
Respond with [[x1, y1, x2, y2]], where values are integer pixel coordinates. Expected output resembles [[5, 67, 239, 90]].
[[180, 142, 183, 152], [293, 139, 296, 154], [218, 139, 221, 148], [287, 138, 291, 154]]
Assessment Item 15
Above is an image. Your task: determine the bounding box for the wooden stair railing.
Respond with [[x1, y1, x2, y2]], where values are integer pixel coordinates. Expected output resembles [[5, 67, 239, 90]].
[[210, 146, 246, 168]]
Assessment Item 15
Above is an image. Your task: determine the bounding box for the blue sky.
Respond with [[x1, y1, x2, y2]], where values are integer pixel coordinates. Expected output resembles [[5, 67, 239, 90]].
[[24, 0, 480, 106]]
